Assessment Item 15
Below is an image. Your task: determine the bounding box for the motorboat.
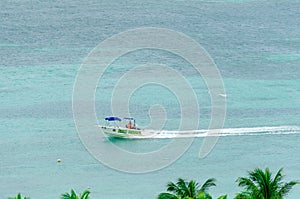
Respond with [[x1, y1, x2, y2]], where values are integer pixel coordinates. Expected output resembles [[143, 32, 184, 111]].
[[99, 116, 146, 138]]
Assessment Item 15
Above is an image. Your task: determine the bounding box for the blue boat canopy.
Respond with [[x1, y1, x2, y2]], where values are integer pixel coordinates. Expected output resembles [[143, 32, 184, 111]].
[[124, 117, 135, 120], [105, 117, 121, 121]]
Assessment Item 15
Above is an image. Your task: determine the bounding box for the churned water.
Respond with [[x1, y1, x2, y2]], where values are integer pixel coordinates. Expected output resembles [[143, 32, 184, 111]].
[[0, 0, 299, 198]]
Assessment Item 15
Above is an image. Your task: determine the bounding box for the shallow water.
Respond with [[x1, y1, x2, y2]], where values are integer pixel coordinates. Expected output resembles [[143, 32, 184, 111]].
[[1, 0, 300, 198]]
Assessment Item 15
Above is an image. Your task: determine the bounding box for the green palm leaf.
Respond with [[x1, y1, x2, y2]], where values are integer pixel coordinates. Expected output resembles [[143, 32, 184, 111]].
[[196, 191, 212, 199], [234, 192, 252, 199], [177, 178, 190, 197], [217, 195, 227, 199], [167, 181, 183, 196], [158, 192, 179, 199], [8, 193, 30, 199], [236, 167, 299, 199], [199, 178, 216, 193], [80, 189, 90, 199], [159, 178, 216, 199], [61, 189, 90, 199], [277, 181, 299, 197], [188, 180, 199, 198]]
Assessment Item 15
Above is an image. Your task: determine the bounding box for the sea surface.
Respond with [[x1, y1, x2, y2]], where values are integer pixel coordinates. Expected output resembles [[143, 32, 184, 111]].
[[0, 0, 299, 198]]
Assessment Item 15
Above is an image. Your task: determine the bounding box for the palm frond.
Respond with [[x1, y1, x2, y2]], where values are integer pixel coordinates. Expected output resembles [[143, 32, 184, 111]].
[[176, 178, 189, 196], [61, 189, 78, 199], [272, 168, 284, 186], [167, 181, 182, 196], [217, 195, 227, 199], [277, 181, 299, 197], [80, 189, 90, 199], [158, 192, 179, 199], [197, 191, 212, 199], [8, 193, 30, 199], [61, 193, 72, 199], [188, 180, 199, 197], [71, 189, 77, 199], [237, 177, 258, 192], [236, 167, 299, 199], [200, 178, 216, 192], [234, 192, 252, 199]]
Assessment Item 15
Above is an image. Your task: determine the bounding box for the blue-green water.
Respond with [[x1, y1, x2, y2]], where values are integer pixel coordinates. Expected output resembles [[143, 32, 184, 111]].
[[0, 0, 299, 198]]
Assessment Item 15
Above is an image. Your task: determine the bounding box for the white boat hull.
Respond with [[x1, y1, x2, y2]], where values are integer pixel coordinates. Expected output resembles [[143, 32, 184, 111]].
[[100, 125, 148, 138]]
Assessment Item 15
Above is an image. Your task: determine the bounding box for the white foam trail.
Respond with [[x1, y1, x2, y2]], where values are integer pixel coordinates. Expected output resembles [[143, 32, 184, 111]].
[[136, 126, 300, 139], [218, 93, 227, 98]]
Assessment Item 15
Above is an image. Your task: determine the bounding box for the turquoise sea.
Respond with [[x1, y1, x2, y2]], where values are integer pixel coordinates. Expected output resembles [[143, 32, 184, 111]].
[[0, 0, 299, 198]]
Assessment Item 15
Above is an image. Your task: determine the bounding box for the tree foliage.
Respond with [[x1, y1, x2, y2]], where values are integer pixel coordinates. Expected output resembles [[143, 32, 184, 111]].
[[157, 178, 226, 199], [61, 189, 90, 199], [235, 167, 299, 199], [8, 193, 30, 199]]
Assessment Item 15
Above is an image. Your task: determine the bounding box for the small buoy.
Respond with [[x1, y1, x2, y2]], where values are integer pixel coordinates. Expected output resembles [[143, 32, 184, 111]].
[[57, 159, 61, 163]]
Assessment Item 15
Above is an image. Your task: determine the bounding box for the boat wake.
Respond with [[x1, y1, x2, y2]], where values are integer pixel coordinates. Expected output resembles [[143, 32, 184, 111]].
[[137, 126, 300, 139]]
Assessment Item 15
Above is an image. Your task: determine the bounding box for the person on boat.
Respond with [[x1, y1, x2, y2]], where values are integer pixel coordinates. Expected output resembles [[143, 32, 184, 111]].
[[132, 123, 137, 129], [126, 121, 132, 129]]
